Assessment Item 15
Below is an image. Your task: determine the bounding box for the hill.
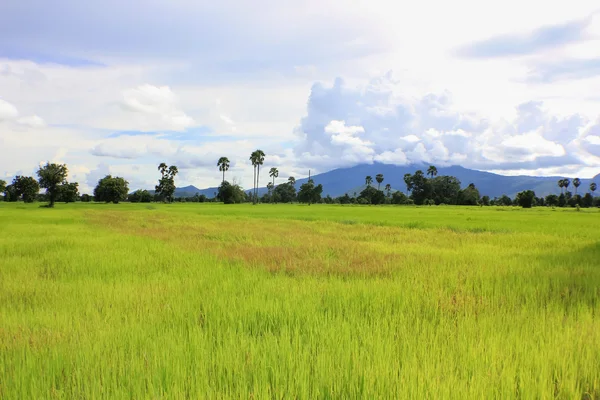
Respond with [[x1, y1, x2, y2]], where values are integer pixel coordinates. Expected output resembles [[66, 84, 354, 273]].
[[262, 163, 598, 198]]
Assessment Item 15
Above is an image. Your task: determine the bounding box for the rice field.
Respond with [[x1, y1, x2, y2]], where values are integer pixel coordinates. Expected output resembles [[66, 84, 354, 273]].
[[1, 202, 599, 398]]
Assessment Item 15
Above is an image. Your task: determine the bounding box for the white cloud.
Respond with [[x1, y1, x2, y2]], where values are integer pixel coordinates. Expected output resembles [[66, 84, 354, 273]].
[[17, 115, 46, 128], [0, 98, 19, 120], [121, 84, 195, 131]]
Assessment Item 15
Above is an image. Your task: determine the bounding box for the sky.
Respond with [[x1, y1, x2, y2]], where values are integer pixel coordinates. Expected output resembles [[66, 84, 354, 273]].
[[1, 0, 600, 193]]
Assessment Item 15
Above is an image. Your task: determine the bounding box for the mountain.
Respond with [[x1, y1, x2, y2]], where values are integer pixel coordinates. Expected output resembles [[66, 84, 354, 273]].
[[145, 185, 220, 198], [143, 164, 599, 199], [257, 163, 599, 198]]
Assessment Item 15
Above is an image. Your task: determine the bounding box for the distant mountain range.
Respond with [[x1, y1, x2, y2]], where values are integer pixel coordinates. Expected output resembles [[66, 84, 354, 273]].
[[144, 163, 600, 199]]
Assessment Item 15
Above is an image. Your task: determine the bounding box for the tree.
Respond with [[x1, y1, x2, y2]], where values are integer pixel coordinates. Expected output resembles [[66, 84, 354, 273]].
[[273, 182, 296, 203], [403, 173, 412, 194], [375, 174, 384, 190], [558, 179, 564, 194], [545, 194, 559, 207], [481, 195, 490, 206], [156, 163, 178, 203], [250, 150, 265, 204], [269, 167, 279, 202], [590, 182, 597, 196], [405, 170, 431, 205], [458, 183, 480, 205], [392, 191, 409, 205], [427, 165, 438, 178], [429, 175, 461, 205], [385, 183, 392, 198], [573, 178, 581, 195], [516, 190, 535, 208], [583, 193, 594, 208], [3, 185, 18, 202], [563, 178, 570, 193], [57, 182, 79, 203], [12, 176, 40, 203], [365, 175, 373, 188], [37, 162, 68, 207], [0, 179, 6, 196], [288, 176, 296, 188], [80, 194, 93, 202], [217, 157, 230, 185], [266, 182, 274, 202], [128, 189, 152, 203], [94, 175, 129, 204], [358, 186, 385, 205], [297, 180, 323, 205], [218, 180, 246, 204]]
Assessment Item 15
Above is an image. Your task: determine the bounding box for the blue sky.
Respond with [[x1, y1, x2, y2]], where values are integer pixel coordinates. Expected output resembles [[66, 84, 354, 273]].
[[1, 0, 600, 193]]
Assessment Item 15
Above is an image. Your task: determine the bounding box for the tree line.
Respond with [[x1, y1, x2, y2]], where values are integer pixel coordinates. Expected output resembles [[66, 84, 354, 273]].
[[2, 156, 599, 209]]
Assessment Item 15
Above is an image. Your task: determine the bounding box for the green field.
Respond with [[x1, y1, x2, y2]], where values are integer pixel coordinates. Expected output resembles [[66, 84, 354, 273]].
[[1, 203, 599, 398]]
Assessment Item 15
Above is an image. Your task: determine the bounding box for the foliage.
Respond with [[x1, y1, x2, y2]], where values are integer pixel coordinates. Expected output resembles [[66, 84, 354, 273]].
[[375, 174, 384, 190], [12, 176, 40, 203], [128, 189, 153, 203], [458, 183, 480, 205], [155, 163, 178, 203], [297, 180, 323, 204], [404, 170, 432, 205], [429, 175, 461, 205], [57, 182, 80, 203], [516, 190, 536, 208], [80, 194, 93, 202], [37, 162, 69, 207], [0, 179, 6, 194], [273, 182, 296, 203], [481, 195, 490, 206], [391, 191, 409, 205], [218, 181, 246, 204], [358, 186, 385, 205], [94, 175, 129, 204]]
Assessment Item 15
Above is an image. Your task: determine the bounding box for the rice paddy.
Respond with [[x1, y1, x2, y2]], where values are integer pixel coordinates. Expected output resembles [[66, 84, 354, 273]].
[[1, 202, 599, 398]]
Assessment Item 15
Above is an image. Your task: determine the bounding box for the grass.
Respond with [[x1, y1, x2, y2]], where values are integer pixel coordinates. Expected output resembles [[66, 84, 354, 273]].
[[1, 202, 599, 398]]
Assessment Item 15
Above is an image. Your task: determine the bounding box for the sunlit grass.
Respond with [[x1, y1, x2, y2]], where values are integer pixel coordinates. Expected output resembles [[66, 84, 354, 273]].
[[1, 202, 599, 398]]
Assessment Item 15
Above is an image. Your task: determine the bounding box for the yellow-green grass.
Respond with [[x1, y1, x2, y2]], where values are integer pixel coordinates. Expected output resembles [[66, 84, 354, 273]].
[[1, 202, 599, 398]]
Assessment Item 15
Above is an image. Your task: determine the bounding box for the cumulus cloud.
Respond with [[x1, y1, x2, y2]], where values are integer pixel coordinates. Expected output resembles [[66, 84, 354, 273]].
[[294, 74, 594, 172], [0, 98, 19, 120], [121, 84, 195, 131], [17, 115, 46, 128]]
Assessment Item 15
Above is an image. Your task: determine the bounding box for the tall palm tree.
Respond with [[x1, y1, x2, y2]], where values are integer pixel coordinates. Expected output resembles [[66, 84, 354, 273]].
[[385, 183, 392, 198], [288, 176, 296, 187], [365, 176, 373, 188], [266, 182, 274, 203], [375, 174, 384, 190], [427, 165, 438, 178], [558, 179, 564, 194], [249, 151, 259, 204], [217, 157, 230, 185], [269, 167, 279, 187], [573, 178, 581, 195], [252, 150, 265, 203], [590, 182, 597, 196], [563, 178, 570, 194]]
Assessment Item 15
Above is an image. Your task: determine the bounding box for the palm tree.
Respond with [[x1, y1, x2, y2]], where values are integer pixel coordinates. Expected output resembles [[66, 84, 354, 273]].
[[590, 182, 597, 196], [385, 183, 391, 198], [217, 157, 230, 185], [558, 179, 564, 194], [563, 178, 570, 193], [269, 168, 279, 187], [266, 182, 274, 203], [427, 165, 438, 178], [375, 174, 384, 190], [365, 176, 373, 188], [288, 176, 296, 187], [158, 162, 168, 175], [573, 178, 581, 195], [255, 150, 265, 202], [249, 151, 259, 204]]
